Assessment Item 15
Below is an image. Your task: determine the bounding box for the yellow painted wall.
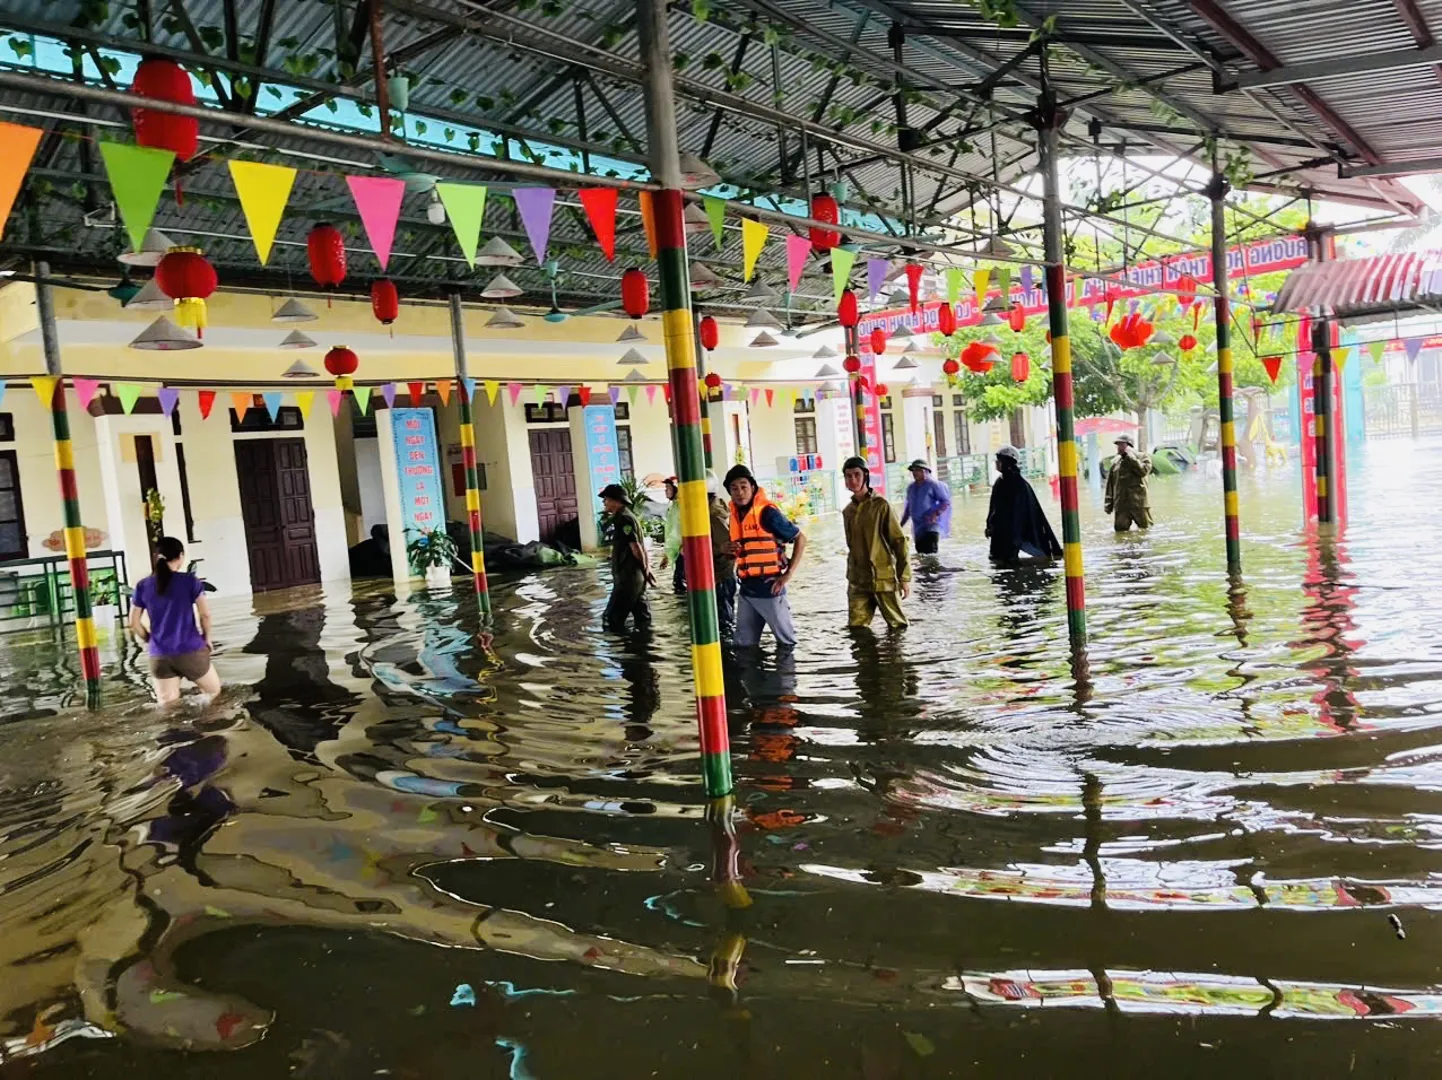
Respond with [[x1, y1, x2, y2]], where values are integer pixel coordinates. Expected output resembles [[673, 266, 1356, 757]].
[[5, 390, 108, 559]]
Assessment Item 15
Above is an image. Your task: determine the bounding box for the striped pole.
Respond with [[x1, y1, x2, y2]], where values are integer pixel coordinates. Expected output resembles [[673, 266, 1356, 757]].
[[450, 293, 492, 618], [1035, 64, 1087, 646], [35, 264, 101, 704], [1311, 318, 1334, 526], [1209, 163, 1242, 574], [845, 326, 867, 456], [638, 0, 732, 798]]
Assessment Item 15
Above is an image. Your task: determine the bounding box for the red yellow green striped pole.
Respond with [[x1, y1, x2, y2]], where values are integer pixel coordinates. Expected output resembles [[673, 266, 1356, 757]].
[[1209, 165, 1242, 573], [1036, 62, 1086, 646], [35, 264, 101, 704], [637, 0, 731, 798], [1311, 319, 1334, 526], [450, 293, 491, 618]]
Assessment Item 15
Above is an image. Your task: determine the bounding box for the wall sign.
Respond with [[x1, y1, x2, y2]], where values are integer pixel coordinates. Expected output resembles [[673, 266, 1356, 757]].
[[390, 407, 445, 538], [582, 404, 621, 506]]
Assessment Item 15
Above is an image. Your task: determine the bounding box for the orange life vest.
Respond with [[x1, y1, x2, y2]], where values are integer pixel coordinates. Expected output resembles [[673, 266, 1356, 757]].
[[729, 488, 785, 579]]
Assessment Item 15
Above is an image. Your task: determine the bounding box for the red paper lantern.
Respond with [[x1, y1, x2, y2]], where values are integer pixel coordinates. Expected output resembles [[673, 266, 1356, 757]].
[[1177, 274, 1198, 307], [308, 224, 347, 291], [837, 288, 859, 329], [371, 279, 399, 326], [698, 315, 719, 351], [154, 246, 217, 337], [809, 193, 841, 252], [904, 262, 923, 313], [874, 382, 889, 398], [1178, 333, 1198, 353], [843, 355, 861, 374], [1007, 303, 1026, 333], [131, 58, 198, 162], [1262, 355, 1283, 384], [941, 357, 960, 377], [1045, 330, 1052, 344], [961, 341, 997, 373], [869, 328, 887, 355], [1108, 312, 1155, 350], [621, 267, 649, 319], [704, 371, 723, 390], [325, 345, 359, 391], [1010, 351, 1030, 383], [937, 303, 957, 337]]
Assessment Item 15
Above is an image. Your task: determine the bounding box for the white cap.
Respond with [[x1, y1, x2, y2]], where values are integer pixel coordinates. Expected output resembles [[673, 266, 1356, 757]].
[[705, 470, 720, 495], [996, 445, 1020, 461]]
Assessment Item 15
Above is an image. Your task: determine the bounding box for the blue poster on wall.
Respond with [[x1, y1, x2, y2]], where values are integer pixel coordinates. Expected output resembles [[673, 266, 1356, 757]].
[[390, 407, 445, 538], [583, 404, 621, 505]]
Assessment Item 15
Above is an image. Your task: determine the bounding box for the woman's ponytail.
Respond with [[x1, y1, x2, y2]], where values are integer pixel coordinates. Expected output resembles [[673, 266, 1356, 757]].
[[154, 536, 184, 595]]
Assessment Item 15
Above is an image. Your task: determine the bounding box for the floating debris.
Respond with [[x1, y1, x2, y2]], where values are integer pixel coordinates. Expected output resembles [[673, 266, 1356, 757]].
[[1388, 913, 1406, 940], [450, 983, 477, 1007]]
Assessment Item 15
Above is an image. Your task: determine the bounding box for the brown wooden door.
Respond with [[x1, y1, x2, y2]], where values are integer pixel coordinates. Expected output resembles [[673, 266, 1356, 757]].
[[528, 428, 577, 544], [0, 450, 27, 559], [235, 438, 320, 591]]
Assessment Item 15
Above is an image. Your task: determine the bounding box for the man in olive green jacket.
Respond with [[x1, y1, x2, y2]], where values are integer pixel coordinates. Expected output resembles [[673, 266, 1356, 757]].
[[841, 456, 910, 630], [1105, 433, 1154, 532]]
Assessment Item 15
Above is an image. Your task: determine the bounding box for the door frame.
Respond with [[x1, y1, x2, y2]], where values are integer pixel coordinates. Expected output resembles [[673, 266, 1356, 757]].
[[0, 449, 28, 560]]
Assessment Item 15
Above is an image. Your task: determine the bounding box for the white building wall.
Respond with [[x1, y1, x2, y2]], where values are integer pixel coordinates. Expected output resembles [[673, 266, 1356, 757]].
[[5, 388, 108, 559]]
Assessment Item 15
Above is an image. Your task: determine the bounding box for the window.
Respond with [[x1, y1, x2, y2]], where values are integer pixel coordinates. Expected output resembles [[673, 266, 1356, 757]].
[[932, 409, 948, 458], [614, 402, 630, 421], [952, 394, 964, 407], [881, 413, 896, 464], [953, 408, 971, 455], [932, 394, 943, 408], [229, 403, 304, 433], [0, 413, 13, 442], [524, 401, 569, 423], [878, 395, 893, 410], [795, 416, 818, 456], [616, 425, 635, 479], [794, 397, 816, 414]]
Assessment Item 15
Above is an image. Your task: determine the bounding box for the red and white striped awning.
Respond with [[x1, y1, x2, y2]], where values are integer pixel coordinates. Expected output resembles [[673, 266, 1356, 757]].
[[1275, 251, 1442, 318]]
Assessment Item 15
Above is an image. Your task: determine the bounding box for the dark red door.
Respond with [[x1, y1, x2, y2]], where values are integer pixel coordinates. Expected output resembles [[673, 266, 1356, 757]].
[[0, 450, 27, 559], [528, 429, 577, 544], [235, 438, 320, 591]]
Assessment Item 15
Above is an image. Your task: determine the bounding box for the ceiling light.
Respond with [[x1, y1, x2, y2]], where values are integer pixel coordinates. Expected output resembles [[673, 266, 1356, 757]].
[[892, 356, 919, 370], [812, 345, 838, 359], [683, 203, 710, 233], [124, 278, 172, 311], [128, 315, 201, 351], [745, 308, 782, 330], [485, 306, 525, 329], [475, 238, 524, 266], [746, 277, 778, 301], [984, 235, 1016, 258], [426, 191, 446, 225], [689, 262, 723, 290], [617, 324, 647, 343], [815, 363, 840, 377], [982, 294, 1009, 312], [890, 323, 913, 339], [678, 152, 721, 190], [118, 228, 175, 267], [1151, 329, 1176, 346], [623, 368, 649, 383], [618, 347, 648, 365], [272, 297, 318, 323], [282, 358, 319, 377], [279, 331, 318, 351], [750, 330, 779, 347], [481, 273, 523, 299], [820, 380, 843, 393], [978, 311, 1004, 326]]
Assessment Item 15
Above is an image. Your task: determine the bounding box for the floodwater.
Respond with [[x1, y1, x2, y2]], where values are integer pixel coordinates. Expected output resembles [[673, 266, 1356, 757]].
[[3, 443, 1442, 1077]]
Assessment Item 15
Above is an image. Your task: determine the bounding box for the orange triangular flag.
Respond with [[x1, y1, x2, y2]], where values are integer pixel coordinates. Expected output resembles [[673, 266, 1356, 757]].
[[638, 191, 658, 259], [230, 391, 252, 422], [435, 379, 453, 405], [0, 124, 41, 243]]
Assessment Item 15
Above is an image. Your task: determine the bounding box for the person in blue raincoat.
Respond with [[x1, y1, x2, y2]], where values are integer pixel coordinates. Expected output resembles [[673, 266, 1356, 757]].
[[899, 459, 952, 555]]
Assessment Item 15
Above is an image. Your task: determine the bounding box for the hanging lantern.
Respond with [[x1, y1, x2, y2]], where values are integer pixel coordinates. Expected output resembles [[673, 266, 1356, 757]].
[[699, 314, 719, 351], [941, 357, 960, 377], [154, 247, 217, 337], [371, 278, 399, 329], [130, 58, 198, 162], [937, 303, 957, 338], [809, 193, 841, 252], [1010, 351, 1030, 383], [1179, 333, 1198, 353], [843, 355, 861, 374], [837, 288, 859, 329], [621, 268, 649, 319], [904, 262, 923, 312], [307, 224, 347, 294], [704, 371, 723, 390], [874, 382, 889, 398], [869, 328, 887, 355], [1007, 303, 1026, 333], [961, 341, 997, 373], [1177, 274, 1198, 307], [325, 345, 360, 391]]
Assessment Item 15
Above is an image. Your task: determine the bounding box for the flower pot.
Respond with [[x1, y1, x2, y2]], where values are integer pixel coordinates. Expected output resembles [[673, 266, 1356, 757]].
[[424, 564, 451, 589], [91, 604, 117, 632]]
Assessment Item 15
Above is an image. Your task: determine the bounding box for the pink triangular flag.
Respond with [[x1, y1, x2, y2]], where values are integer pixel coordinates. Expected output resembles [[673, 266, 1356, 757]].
[[785, 235, 811, 294], [381, 382, 398, 408], [345, 175, 406, 270], [507, 382, 523, 406], [326, 389, 343, 416], [157, 387, 179, 416], [750, 387, 760, 406], [867, 259, 889, 301], [645, 384, 657, 404], [71, 377, 100, 410], [512, 187, 555, 265]]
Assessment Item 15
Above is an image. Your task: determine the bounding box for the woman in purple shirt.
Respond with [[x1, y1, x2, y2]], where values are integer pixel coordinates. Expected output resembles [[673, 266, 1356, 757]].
[[128, 536, 220, 704]]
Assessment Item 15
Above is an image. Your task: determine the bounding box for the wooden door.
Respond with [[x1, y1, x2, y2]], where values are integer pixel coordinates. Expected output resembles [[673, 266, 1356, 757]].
[[528, 429, 578, 544], [235, 438, 320, 591], [0, 450, 27, 560]]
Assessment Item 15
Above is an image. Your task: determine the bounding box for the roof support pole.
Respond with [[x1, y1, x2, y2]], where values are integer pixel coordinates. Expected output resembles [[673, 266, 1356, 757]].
[[1208, 156, 1242, 575], [450, 291, 492, 620], [35, 261, 102, 707], [1035, 52, 1087, 648], [636, 0, 732, 800]]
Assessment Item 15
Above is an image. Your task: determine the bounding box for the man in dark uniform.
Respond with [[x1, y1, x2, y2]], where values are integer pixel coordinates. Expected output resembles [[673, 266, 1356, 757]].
[[600, 483, 656, 632]]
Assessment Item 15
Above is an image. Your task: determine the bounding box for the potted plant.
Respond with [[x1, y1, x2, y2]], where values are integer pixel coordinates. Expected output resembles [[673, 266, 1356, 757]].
[[405, 526, 457, 588], [89, 572, 119, 631]]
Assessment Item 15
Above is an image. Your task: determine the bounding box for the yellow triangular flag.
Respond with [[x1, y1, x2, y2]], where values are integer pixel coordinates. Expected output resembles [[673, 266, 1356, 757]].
[[741, 218, 769, 282], [1334, 346, 1351, 370], [974, 268, 990, 306], [228, 160, 296, 265], [30, 375, 56, 407], [484, 379, 500, 406], [230, 391, 252, 423], [294, 390, 314, 418]]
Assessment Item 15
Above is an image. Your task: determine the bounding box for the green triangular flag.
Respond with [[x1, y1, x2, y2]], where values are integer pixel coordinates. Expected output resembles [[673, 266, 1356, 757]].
[[98, 141, 175, 252], [1368, 340, 1386, 365], [946, 267, 965, 304], [353, 385, 372, 414], [534, 384, 548, 405], [704, 195, 726, 250], [626, 384, 639, 405], [831, 245, 858, 305], [116, 383, 143, 414], [436, 182, 487, 268], [993, 267, 1011, 304]]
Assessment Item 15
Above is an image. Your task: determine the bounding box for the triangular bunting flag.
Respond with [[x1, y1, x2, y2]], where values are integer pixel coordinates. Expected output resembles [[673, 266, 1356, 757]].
[[578, 187, 618, 262], [945, 267, 965, 304], [435, 380, 452, 405], [98, 141, 175, 251], [295, 390, 315, 417], [228, 160, 296, 264], [381, 383, 398, 409], [198, 389, 216, 419], [346, 175, 406, 270], [0, 124, 42, 243], [326, 389, 343, 417], [461, 377, 477, 404], [662, 383, 672, 404], [262, 391, 283, 421], [230, 391, 252, 423], [157, 387, 179, 416], [741, 218, 768, 282], [974, 268, 990, 306], [533, 384, 548, 405], [867, 259, 889, 302], [116, 384, 142, 415], [1262, 355, 1283, 384], [609, 385, 621, 405], [645, 384, 657, 404], [1367, 340, 1386, 365], [765, 387, 774, 407], [578, 386, 592, 407], [513, 187, 556, 264], [749, 387, 760, 406], [556, 386, 571, 407], [1405, 338, 1424, 362], [785, 235, 811, 294], [626, 384, 639, 405], [507, 382, 523, 406], [353, 385, 373, 414], [0, 383, 8, 410], [1020, 265, 1034, 294], [639, 191, 659, 258], [407, 380, 425, 405], [703, 195, 726, 250], [30, 376, 56, 407], [994, 268, 1011, 302], [72, 377, 100, 411], [831, 246, 858, 305], [1333, 346, 1351, 370], [484, 380, 500, 406], [435, 182, 487, 268]]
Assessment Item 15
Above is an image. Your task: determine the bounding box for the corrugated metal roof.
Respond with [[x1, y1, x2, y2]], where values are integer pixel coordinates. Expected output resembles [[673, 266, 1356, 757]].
[[1275, 251, 1442, 317]]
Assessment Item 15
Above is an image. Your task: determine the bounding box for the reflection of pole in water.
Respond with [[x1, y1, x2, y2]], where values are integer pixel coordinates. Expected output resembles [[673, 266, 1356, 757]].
[[1226, 571, 1253, 648], [1296, 533, 1362, 732], [706, 795, 752, 1024], [1079, 771, 1118, 1018], [1070, 643, 1093, 711]]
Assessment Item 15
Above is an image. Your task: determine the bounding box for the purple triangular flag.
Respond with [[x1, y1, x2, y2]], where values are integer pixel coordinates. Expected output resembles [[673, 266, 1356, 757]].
[[608, 385, 621, 405], [867, 259, 889, 302], [1405, 337, 1424, 362], [556, 385, 571, 406], [382, 382, 398, 408], [513, 187, 556, 265], [1020, 265, 1033, 293], [157, 386, 180, 416]]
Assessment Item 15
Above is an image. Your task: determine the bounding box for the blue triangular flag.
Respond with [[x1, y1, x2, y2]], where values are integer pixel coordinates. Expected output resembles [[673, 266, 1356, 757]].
[[262, 391, 283, 422]]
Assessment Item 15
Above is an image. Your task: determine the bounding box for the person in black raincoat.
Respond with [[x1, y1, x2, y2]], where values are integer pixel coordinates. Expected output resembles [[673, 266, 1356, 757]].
[[985, 445, 1063, 565]]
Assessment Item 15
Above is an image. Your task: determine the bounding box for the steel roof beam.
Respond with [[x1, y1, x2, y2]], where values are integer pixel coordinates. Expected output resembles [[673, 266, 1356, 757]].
[[1225, 40, 1442, 90], [1389, 0, 1442, 87], [1339, 155, 1442, 179]]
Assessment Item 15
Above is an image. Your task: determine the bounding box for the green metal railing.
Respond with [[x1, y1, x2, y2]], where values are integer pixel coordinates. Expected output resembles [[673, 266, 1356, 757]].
[[0, 550, 129, 636]]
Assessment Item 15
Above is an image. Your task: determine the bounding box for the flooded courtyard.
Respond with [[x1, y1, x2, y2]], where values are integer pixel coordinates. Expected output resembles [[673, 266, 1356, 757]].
[[4, 444, 1442, 1077]]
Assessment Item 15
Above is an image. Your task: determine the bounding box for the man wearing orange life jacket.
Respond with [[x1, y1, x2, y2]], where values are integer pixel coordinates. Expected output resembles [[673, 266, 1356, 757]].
[[724, 464, 807, 648]]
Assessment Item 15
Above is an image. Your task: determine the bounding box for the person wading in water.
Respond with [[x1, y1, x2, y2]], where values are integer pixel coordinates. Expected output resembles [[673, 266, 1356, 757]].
[[725, 465, 806, 649], [841, 456, 910, 630], [1105, 433, 1154, 532], [128, 536, 220, 704], [600, 483, 656, 632]]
